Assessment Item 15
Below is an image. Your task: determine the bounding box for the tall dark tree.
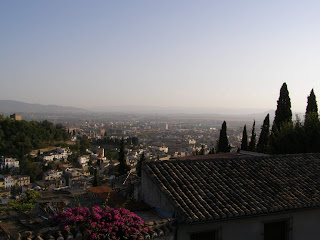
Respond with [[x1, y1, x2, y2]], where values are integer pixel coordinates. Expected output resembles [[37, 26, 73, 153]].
[[136, 152, 145, 178], [304, 89, 320, 152], [248, 120, 256, 152], [306, 89, 318, 118], [272, 82, 292, 132], [118, 138, 130, 175], [217, 121, 230, 153], [93, 168, 100, 187], [241, 125, 248, 151], [209, 147, 215, 154], [200, 145, 205, 155], [257, 114, 270, 153], [270, 83, 293, 154]]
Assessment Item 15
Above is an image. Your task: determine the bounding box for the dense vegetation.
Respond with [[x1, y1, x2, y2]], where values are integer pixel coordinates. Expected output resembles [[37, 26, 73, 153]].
[[250, 83, 320, 154], [221, 83, 320, 155], [267, 84, 320, 154], [0, 118, 70, 158], [8, 190, 42, 211]]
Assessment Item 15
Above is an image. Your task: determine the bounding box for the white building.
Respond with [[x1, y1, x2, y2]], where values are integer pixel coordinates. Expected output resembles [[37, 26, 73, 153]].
[[0, 175, 14, 189], [43, 155, 55, 162], [43, 153, 68, 162], [78, 156, 89, 167], [0, 157, 19, 169], [43, 170, 63, 181], [159, 146, 169, 153]]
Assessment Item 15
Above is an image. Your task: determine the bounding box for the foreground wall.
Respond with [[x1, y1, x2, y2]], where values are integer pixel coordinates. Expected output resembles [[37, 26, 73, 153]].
[[177, 207, 320, 240], [140, 169, 175, 217]]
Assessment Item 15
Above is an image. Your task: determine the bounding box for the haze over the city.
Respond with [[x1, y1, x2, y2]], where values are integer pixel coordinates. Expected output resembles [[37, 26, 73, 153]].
[[1, 1, 320, 114]]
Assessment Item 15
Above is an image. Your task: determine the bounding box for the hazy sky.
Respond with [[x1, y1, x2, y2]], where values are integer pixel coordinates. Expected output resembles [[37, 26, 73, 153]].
[[1, 1, 320, 113]]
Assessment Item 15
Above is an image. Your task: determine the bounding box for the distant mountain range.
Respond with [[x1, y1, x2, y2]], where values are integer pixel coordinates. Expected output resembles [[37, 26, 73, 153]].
[[0, 100, 303, 123], [91, 105, 272, 115], [0, 100, 89, 114], [91, 105, 276, 121]]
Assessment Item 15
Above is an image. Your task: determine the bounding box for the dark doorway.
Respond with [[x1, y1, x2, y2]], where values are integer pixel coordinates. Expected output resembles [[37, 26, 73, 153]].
[[264, 220, 288, 240], [191, 230, 217, 240]]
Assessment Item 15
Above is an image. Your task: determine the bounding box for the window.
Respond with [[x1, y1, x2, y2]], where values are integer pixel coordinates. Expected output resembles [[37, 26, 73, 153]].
[[190, 229, 220, 240], [264, 219, 290, 240]]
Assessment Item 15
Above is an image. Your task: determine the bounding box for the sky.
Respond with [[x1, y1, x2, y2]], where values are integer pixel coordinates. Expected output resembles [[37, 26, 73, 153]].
[[1, 1, 320, 113]]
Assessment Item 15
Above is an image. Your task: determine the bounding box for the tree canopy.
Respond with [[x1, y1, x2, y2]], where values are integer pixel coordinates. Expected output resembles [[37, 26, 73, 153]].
[[270, 83, 293, 154], [272, 82, 292, 132], [0, 118, 70, 158], [269, 85, 320, 154], [306, 89, 318, 118]]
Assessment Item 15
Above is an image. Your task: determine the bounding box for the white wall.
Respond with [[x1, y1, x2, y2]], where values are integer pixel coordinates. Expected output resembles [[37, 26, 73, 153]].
[[141, 170, 175, 216], [177, 208, 320, 240]]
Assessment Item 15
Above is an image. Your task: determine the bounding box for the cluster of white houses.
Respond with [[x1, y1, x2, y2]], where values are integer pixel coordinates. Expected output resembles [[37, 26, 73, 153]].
[[0, 175, 30, 189], [42, 148, 71, 162], [0, 157, 19, 169]]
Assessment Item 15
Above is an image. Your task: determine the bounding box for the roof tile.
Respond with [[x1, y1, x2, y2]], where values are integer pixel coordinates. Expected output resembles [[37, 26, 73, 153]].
[[143, 153, 320, 223]]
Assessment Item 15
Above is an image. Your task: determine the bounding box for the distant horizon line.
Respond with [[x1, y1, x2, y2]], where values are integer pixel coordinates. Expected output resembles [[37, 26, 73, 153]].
[[0, 99, 308, 115]]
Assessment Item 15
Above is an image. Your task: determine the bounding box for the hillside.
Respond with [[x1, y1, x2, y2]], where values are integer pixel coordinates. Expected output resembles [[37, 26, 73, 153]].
[[0, 100, 88, 113]]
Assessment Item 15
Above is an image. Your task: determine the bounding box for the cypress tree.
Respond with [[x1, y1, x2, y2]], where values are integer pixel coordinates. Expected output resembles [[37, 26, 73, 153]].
[[241, 125, 248, 151], [200, 145, 205, 155], [272, 82, 292, 132], [136, 152, 145, 178], [217, 121, 230, 153], [305, 89, 320, 152], [257, 114, 270, 153], [118, 138, 130, 175], [209, 147, 215, 154], [270, 83, 293, 154], [93, 168, 100, 187], [248, 120, 256, 152], [305, 89, 318, 118]]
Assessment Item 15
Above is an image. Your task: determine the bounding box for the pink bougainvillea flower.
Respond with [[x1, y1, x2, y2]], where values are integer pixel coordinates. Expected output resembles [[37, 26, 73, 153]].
[[51, 206, 149, 239]]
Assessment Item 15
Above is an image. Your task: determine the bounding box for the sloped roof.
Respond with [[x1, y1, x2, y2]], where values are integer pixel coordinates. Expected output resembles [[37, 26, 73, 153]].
[[143, 153, 320, 223], [173, 152, 239, 160]]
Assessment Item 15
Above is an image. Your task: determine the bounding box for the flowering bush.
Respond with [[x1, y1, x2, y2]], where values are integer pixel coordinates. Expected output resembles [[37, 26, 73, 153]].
[[51, 206, 149, 240]]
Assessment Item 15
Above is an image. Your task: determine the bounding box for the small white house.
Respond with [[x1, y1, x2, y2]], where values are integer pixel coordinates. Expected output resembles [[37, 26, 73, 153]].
[[43, 170, 63, 181], [78, 156, 89, 167], [0, 157, 19, 169], [43, 155, 54, 162], [0, 175, 14, 189], [158, 146, 169, 153]]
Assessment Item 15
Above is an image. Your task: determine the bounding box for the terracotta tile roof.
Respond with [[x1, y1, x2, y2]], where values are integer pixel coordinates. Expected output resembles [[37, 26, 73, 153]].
[[143, 153, 320, 223]]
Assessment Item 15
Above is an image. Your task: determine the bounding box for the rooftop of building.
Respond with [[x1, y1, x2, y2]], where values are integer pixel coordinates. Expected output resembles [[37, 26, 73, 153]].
[[143, 153, 320, 223]]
